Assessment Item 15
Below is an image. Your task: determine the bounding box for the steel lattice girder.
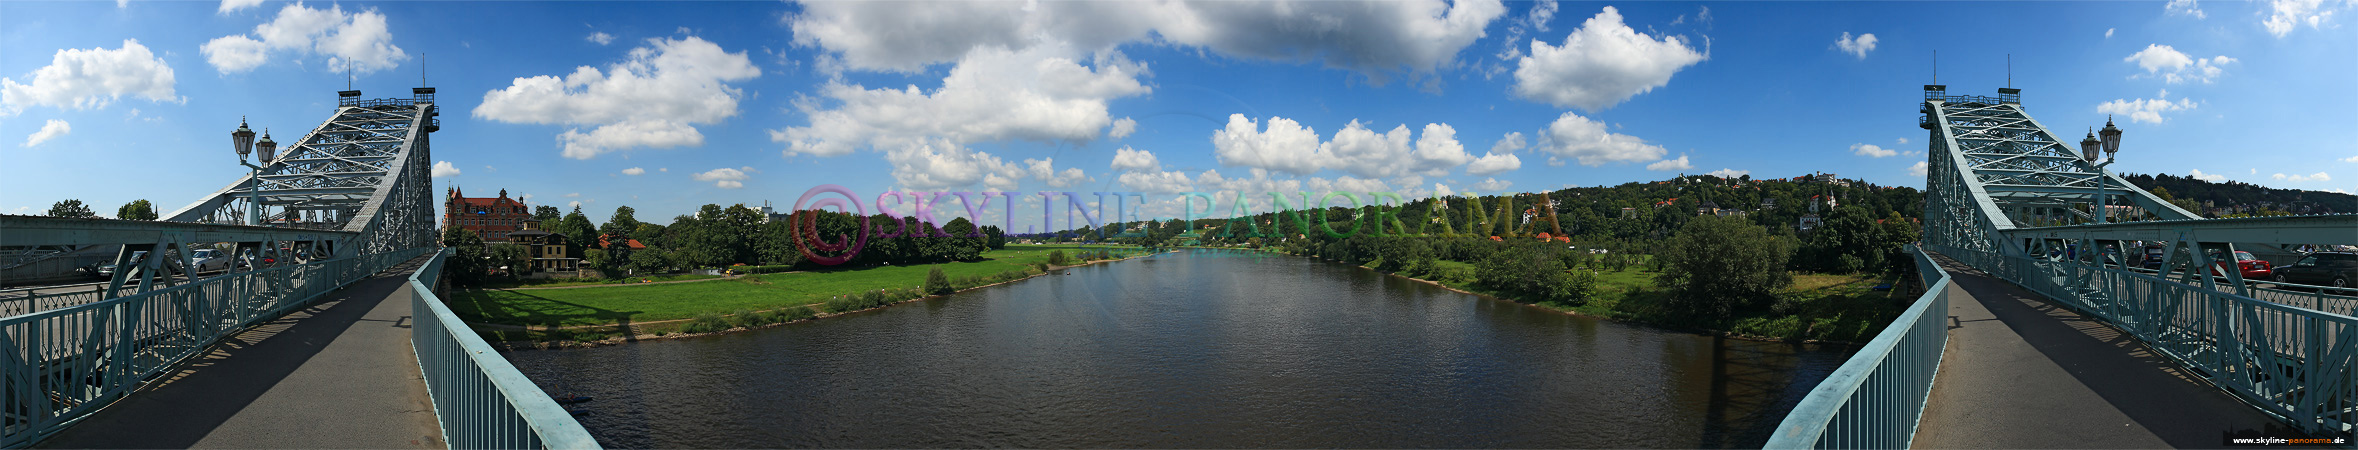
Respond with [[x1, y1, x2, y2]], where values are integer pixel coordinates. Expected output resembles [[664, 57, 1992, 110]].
[[161, 97, 436, 253], [1921, 96, 2217, 257]]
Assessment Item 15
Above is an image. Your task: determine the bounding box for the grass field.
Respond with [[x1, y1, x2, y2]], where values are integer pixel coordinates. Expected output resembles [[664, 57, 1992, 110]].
[[448, 244, 1148, 331]]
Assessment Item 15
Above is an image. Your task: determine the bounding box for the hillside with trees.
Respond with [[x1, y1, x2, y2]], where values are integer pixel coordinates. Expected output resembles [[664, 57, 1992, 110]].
[[2119, 173, 2357, 216]]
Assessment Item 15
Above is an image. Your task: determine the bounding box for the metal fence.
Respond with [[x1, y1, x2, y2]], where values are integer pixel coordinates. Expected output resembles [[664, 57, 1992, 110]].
[[1933, 244, 2357, 438], [1766, 245, 1955, 449], [407, 249, 600, 449], [0, 286, 105, 318], [0, 248, 427, 448]]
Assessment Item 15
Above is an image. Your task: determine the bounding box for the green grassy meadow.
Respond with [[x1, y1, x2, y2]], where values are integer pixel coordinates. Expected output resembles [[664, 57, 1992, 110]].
[[448, 244, 1147, 330]]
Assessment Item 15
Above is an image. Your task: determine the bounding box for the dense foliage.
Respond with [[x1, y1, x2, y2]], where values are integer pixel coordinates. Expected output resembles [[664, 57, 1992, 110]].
[[1657, 215, 1794, 320]]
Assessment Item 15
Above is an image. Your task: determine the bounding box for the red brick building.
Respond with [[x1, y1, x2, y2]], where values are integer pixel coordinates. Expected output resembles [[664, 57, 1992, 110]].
[[445, 187, 533, 242]]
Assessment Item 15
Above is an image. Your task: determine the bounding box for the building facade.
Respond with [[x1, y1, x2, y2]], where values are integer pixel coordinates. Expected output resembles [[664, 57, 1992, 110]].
[[506, 219, 580, 274], [445, 187, 533, 242]]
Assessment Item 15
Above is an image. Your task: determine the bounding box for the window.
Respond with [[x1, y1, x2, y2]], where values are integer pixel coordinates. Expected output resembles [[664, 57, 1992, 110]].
[[2296, 256, 2319, 267]]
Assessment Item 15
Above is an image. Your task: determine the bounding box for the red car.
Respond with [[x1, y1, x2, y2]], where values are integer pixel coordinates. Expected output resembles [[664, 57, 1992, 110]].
[[2212, 251, 2273, 280]]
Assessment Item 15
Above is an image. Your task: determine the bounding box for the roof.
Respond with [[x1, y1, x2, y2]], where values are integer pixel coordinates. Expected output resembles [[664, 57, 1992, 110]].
[[507, 229, 555, 237], [453, 197, 525, 208]]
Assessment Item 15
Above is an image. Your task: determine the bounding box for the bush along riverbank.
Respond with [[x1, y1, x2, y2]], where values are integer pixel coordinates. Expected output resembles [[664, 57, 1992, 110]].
[[472, 247, 1158, 348], [1188, 239, 1905, 345]]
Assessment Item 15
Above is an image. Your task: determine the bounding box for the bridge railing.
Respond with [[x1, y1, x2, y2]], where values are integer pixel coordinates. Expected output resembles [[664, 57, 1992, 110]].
[[407, 248, 600, 449], [1766, 244, 1954, 449], [1931, 244, 2357, 438], [0, 247, 427, 448]]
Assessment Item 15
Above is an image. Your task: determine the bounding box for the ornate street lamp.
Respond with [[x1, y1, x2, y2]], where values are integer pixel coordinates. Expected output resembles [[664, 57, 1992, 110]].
[[2087, 117, 2123, 224], [232, 118, 263, 225]]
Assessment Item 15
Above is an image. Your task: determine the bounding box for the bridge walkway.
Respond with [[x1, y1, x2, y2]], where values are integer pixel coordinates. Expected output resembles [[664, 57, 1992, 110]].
[[33, 258, 445, 449], [1911, 254, 2294, 448]]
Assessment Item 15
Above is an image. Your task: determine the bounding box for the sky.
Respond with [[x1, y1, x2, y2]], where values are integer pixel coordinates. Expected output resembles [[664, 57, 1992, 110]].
[[3, 0, 2354, 228]]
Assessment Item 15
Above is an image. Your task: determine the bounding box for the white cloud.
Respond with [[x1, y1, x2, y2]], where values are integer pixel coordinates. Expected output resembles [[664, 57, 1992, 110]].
[[881, 140, 1026, 191], [569, 200, 584, 209], [564, 192, 581, 198], [1646, 154, 1692, 171], [1433, 182, 1456, 198], [691, 166, 754, 189], [1, 40, 178, 116], [21, 119, 69, 147], [1109, 117, 1137, 139], [200, 3, 407, 74], [2106, 28, 2116, 38], [2097, 90, 2199, 124], [1472, 177, 1513, 191], [2190, 168, 2227, 182], [2166, 0, 2207, 19], [587, 32, 615, 45], [1706, 168, 1748, 178], [2124, 44, 2233, 84], [430, 160, 461, 177], [1490, 132, 1527, 154], [1117, 169, 1194, 193], [2342, 155, 2358, 163], [785, 0, 1505, 82], [1468, 152, 1522, 176], [1511, 6, 1706, 111], [1212, 114, 1328, 175], [2274, 172, 2332, 182], [1851, 143, 1897, 158], [475, 36, 760, 159], [1025, 157, 1093, 188], [1908, 161, 1930, 177], [1897, 137, 1909, 145], [1110, 146, 1161, 172], [1209, 115, 1477, 179], [2263, 0, 2340, 37], [1834, 32, 1878, 59], [773, 44, 1146, 158], [218, 0, 264, 14], [621, 167, 646, 175], [1535, 111, 1667, 166]]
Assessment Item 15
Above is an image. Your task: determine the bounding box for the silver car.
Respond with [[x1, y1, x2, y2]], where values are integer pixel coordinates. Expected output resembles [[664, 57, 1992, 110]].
[[191, 249, 233, 274]]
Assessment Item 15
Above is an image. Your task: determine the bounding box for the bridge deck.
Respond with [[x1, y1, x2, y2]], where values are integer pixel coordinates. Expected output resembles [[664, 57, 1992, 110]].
[[1911, 254, 2294, 448], [34, 259, 444, 449]]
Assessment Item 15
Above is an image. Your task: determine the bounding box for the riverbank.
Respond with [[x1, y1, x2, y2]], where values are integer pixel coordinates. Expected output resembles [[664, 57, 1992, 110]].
[[470, 246, 1162, 349], [1187, 245, 1902, 345]]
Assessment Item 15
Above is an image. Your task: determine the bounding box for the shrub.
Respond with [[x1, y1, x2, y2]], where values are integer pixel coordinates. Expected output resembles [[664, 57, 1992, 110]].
[[1048, 250, 1070, 266], [925, 266, 953, 294], [682, 313, 730, 334]]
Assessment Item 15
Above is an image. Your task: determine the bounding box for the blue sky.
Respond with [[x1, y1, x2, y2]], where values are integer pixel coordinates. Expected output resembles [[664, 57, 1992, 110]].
[[4, 0, 2353, 226]]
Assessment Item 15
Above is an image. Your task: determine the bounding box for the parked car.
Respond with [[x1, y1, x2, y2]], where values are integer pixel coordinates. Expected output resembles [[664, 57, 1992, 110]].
[[2210, 250, 2273, 280], [95, 251, 148, 278], [2273, 252, 2358, 288], [191, 249, 232, 274]]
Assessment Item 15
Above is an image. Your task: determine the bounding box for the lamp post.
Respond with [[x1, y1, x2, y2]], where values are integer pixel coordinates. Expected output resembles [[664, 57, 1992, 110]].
[[232, 118, 261, 225], [2081, 117, 2122, 225]]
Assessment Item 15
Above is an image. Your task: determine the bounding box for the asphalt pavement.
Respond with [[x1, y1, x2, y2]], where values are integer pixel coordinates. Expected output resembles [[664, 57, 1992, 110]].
[[1911, 255, 2297, 449], [34, 260, 445, 449]]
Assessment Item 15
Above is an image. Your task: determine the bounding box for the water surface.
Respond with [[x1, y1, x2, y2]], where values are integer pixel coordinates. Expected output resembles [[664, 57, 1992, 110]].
[[508, 249, 1851, 448]]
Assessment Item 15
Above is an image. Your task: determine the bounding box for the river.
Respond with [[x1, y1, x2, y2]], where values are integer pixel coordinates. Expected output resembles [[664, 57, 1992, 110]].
[[506, 248, 1853, 448]]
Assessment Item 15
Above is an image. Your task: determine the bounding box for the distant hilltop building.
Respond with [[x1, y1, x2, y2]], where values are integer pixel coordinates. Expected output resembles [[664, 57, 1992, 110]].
[[445, 187, 532, 242]]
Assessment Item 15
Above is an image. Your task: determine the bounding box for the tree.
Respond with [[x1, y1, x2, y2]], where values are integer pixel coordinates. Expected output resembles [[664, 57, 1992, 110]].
[[46, 200, 97, 218], [116, 199, 157, 220], [534, 205, 562, 225], [560, 206, 598, 254], [1657, 215, 1792, 320], [924, 266, 953, 294], [440, 225, 490, 286], [982, 225, 1007, 250]]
